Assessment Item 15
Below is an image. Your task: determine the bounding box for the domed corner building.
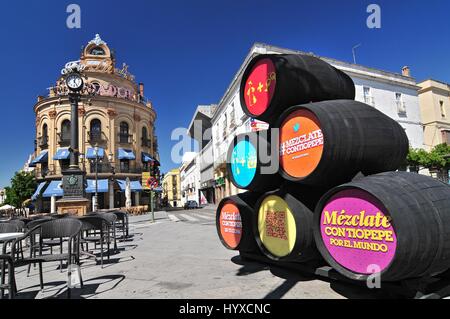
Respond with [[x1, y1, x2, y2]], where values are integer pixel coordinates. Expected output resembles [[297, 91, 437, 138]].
[[30, 34, 160, 214]]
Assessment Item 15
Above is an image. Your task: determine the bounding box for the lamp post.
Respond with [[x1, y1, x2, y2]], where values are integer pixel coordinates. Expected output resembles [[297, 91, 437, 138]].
[[59, 61, 88, 211], [93, 145, 99, 212]]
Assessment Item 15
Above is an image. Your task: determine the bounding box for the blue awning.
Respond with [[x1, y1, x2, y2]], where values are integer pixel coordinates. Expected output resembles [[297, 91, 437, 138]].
[[141, 152, 154, 163], [53, 148, 70, 160], [32, 182, 47, 201], [30, 150, 49, 167], [117, 180, 142, 192], [43, 180, 63, 198], [85, 179, 109, 193], [118, 149, 136, 160], [86, 147, 105, 159]]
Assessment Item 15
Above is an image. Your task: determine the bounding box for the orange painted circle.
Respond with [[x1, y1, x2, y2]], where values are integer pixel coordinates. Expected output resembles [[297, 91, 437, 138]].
[[280, 109, 324, 179], [219, 202, 243, 249]]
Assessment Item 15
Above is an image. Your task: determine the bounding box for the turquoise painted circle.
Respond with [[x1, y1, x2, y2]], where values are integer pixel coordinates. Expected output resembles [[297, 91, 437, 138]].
[[231, 140, 257, 188]]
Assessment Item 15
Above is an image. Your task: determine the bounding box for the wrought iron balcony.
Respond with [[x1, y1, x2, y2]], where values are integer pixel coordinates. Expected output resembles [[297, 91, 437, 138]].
[[37, 136, 49, 149], [118, 133, 132, 144], [142, 137, 152, 148], [57, 133, 71, 147], [88, 131, 108, 145]]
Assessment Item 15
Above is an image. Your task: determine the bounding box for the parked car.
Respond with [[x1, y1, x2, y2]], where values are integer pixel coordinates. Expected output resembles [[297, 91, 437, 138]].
[[184, 201, 199, 210]]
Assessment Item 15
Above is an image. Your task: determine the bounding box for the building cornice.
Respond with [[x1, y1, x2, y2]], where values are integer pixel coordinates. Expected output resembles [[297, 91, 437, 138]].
[[34, 95, 156, 119]]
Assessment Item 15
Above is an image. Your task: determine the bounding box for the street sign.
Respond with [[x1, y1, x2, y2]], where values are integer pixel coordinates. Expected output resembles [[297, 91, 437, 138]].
[[148, 177, 159, 190], [142, 172, 151, 190]]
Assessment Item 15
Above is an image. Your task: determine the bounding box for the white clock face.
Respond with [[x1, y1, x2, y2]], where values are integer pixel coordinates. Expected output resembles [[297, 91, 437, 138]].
[[66, 74, 83, 90]]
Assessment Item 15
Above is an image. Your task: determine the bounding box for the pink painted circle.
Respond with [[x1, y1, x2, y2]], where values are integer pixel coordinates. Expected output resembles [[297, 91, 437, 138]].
[[320, 189, 397, 275]]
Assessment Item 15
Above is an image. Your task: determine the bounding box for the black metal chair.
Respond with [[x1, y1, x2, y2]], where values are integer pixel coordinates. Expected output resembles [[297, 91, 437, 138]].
[[10, 219, 83, 298], [25, 218, 58, 276], [79, 216, 109, 268], [0, 223, 20, 234], [5, 219, 25, 232], [110, 211, 129, 240], [89, 213, 118, 252], [0, 254, 14, 299]]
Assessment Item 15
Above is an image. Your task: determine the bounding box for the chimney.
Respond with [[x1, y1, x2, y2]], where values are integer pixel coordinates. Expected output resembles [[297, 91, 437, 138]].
[[139, 83, 145, 98], [402, 66, 411, 77]]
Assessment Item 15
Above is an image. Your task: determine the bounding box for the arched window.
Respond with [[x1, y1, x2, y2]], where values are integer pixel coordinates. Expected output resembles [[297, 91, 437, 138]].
[[61, 120, 71, 145], [142, 127, 148, 147], [119, 122, 129, 143], [41, 124, 48, 148], [90, 119, 102, 142], [90, 46, 105, 56]]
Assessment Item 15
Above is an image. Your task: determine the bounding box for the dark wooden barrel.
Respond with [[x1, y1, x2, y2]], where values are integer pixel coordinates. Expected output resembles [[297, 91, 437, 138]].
[[276, 100, 409, 187], [227, 132, 282, 192], [239, 54, 355, 124], [314, 171, 450, 282], [216, 192, 262, 254], [253, 183, 326, 262]]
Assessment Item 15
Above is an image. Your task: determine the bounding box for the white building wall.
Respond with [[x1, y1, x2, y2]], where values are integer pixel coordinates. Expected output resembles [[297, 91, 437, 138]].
[[352, 77, 423, 149], [180, 155, 201, 205], [0, 189, 6, 205]]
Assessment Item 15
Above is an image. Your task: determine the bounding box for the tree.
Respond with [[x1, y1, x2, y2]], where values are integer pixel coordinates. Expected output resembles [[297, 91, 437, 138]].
[[4, 171, 36, 216], [427, 143, 450, 170], [406, 148, 429, 171]]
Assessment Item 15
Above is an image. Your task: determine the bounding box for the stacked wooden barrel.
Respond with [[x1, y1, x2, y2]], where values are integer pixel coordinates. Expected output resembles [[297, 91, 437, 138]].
[[216, 53, 450, 283]]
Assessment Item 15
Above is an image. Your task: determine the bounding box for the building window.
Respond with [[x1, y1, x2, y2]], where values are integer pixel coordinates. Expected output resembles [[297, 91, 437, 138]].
[[229, 107, 236, 129], [142, 127, 150, 147], [90, 46, 105, 56], [119, 122, 130, 143], [396, 93, 406, 115], [223, 113, 228, 136], [40, 124, 48, 148], [363, 87, 374, 106], [60, 120, 71, 146], [89, 119, 102, 143], [443, 131, 450, 145], [120, 160, 130, 173], [440, 101, 446, 118]]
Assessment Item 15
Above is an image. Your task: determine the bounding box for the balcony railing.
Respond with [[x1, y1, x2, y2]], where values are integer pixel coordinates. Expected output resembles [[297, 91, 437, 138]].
[[37, 136, 49, 149], [115, 163, 144, 174], [88, 162, 113, 174], [142, 137, 152, 148], [88, 131, 108, 145], [57, 133, 71, 147], [118, 133, 132, 144]]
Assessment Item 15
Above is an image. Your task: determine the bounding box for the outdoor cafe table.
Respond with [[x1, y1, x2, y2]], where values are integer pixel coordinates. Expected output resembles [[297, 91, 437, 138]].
[[0, 233, 24, 243], [0, 233, 24, 254]]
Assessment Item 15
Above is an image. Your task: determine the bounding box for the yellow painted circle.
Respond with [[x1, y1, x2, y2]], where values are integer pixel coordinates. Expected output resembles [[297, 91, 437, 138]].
[[258, 195, 297, 257]]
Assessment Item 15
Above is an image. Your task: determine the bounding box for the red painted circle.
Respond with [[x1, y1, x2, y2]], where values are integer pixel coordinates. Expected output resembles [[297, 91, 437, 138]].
[[243, 58, 277, 116]]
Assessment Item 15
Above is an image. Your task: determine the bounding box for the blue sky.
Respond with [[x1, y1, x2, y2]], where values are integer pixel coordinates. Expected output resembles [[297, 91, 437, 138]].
[[0, 0, 449, 187]]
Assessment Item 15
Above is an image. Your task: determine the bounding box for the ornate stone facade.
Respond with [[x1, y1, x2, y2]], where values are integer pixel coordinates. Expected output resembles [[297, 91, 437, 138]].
[[32, 34, 159, 212]]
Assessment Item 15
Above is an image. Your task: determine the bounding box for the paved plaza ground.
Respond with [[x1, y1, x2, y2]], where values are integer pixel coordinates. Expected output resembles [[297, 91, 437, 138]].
[[10, 207, 401, 299]]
